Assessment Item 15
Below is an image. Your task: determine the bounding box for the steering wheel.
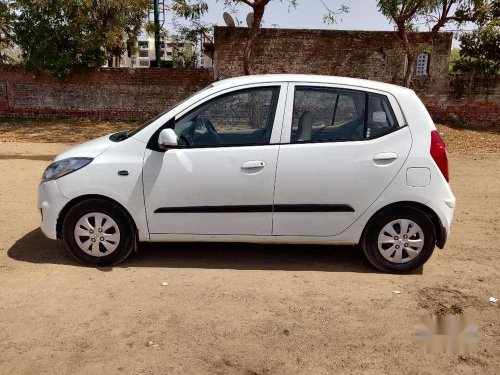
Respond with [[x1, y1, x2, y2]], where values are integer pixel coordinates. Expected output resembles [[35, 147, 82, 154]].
[[203, 118, 222, 144]]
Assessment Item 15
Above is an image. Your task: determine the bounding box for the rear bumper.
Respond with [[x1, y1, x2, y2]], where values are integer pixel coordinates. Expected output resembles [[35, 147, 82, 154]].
[[38, 180, 69, 240], [426, 190, 455, 249]]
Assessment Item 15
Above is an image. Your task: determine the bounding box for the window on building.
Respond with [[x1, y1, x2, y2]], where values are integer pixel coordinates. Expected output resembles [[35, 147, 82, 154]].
[[139, 60, 149, 67], [414, 53, 430, 76], [138, 41, 149, 49], [139, 50, 149, 58], [404, 53, 430, 77]]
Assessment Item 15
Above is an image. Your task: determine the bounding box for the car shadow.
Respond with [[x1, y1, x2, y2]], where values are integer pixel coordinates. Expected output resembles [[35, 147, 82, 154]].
[[7, 228, 422, 274]]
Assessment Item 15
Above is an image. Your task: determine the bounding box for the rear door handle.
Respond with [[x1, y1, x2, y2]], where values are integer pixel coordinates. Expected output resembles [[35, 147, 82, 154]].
[[373, 152, 398, 162], [241, 160, 265, 169]]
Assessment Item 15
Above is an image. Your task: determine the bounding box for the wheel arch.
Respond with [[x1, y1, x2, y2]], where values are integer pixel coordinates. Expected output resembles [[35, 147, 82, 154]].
[[56, 194, 138, 240], [361, 201, 446, 249]]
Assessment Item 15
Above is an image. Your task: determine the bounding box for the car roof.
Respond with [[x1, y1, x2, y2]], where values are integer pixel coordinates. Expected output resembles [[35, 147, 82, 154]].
[[212, 74, 412, 96]]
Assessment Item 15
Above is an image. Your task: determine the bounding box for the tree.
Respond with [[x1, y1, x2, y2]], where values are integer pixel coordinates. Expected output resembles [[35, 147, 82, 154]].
[[223, 0, 349, 75], [449, 47, 460, 72], [452, 0, 499, 74], [0, 0, 15, 63], [170, 0, 213, 68], [14, 0, 149, 78], [377, 0, 489, 87]]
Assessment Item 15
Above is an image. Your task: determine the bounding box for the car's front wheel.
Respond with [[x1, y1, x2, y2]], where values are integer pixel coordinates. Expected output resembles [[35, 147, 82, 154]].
[[361, 206, 436, 273], [62, 198, 136, 266]]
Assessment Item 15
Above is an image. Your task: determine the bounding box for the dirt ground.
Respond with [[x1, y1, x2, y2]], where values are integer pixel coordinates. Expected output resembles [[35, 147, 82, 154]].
[[0, 121, 498, 374]]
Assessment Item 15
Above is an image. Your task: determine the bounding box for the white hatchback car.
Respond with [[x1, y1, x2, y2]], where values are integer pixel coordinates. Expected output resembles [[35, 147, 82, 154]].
[[38, 75, 455, 272]]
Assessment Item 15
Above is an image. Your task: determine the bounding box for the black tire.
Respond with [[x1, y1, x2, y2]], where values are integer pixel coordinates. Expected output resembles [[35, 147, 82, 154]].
[[62, 198, 136, 266], [361, 206, 436, 273]]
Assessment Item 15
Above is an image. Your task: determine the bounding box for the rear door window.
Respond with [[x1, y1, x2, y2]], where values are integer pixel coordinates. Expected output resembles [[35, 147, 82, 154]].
[[290, 87, 399, 143], [291, 87, 366, 142]]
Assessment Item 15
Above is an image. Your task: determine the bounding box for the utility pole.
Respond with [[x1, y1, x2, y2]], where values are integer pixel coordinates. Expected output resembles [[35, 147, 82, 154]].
[[153, 0, 161, 68]]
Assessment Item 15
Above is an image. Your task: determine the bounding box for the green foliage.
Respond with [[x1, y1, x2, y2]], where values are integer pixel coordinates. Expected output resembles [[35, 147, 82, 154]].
[[449, 47, 461, 72], [452, 0, 499, 74], [14, 0, 149, 78], [0, 0, 16, 63], [172, 39, 197, 67], [170, 0, 212, 68]]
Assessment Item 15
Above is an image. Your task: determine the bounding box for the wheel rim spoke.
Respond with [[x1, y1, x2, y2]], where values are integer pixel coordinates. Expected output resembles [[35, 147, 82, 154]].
[[380, 244, 396, 260], [393, 247, 403, 263], [407, 224, 420, 238], [100, 240, 117, 252], [75, 227, 90, 237], [408, 238, 424, 247], [80, 238, 92, 251], [380, 235, 396, 244], [384, 224, 398, 237], [399, 219, 410, 236], [406, 248, 420, 259]]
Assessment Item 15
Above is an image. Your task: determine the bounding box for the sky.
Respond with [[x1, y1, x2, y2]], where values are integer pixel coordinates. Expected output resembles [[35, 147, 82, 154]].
[[187, 0, 472, 48]]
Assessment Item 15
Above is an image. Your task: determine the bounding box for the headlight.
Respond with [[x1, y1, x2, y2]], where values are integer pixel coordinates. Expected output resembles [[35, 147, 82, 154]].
[[41, 157, 93, 182]]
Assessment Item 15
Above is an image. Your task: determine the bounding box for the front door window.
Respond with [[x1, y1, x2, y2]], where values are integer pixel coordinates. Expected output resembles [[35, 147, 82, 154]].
[[174, 87, 281, 147]]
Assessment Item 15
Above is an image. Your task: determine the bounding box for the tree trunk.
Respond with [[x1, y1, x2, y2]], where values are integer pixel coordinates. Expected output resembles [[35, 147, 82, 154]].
[[395, 20, 415, 88], [242, 5, 265, 75], [404, 52, 416, 87]]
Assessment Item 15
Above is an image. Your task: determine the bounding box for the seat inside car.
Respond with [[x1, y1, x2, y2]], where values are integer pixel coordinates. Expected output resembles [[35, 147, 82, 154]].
[[294, 111, 313, 142]]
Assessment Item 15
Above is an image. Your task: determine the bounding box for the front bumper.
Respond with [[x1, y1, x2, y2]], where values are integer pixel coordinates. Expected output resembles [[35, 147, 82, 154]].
[[38, 180, 69, 240]]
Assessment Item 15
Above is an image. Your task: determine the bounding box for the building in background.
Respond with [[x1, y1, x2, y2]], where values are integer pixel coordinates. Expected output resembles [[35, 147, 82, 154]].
[[107, 33, 197, 69]]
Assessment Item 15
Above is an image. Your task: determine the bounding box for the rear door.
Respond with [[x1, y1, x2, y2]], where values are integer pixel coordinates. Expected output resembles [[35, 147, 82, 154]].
[[272, 84, 412, 237]]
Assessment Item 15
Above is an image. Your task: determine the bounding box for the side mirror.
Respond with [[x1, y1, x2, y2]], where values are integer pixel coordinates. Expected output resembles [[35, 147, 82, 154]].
[[158, 128, 178, 149]]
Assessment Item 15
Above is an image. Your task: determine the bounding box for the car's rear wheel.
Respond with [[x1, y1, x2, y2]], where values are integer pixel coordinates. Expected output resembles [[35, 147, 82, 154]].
[[62, 198, 136, 266], [361, 206, 436, 273]]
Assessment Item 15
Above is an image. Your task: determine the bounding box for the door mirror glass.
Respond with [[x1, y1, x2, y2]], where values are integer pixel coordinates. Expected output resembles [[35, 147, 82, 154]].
[[158, 128, 178, 149]]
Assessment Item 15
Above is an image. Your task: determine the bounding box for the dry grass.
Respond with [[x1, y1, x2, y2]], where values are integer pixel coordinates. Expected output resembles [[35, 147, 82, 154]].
[[436, 124, 500, 156], [0, 118, 498, 155], [0, 118, 138, 143]]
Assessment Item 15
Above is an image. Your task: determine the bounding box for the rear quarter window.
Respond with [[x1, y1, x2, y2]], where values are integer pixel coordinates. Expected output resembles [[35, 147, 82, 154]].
[[366, 94, 399, 139]]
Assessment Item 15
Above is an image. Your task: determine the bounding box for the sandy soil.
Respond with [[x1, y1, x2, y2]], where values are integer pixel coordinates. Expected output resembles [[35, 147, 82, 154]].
[[0, 134, 498, 374]]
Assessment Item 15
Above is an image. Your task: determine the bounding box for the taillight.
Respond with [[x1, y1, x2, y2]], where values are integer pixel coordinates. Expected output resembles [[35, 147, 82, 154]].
[[430, 130, 449, 182]]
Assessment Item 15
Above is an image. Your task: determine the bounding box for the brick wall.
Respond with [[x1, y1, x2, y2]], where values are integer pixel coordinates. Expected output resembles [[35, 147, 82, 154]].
[[214, 26, 452, 84], [415, 75, 500, 128], [0, 65, 213, 121]]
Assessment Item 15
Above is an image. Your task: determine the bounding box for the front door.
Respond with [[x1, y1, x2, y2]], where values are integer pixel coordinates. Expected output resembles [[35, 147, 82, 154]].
[[273, 84, 412, 237], [143, 84, 286, 235]]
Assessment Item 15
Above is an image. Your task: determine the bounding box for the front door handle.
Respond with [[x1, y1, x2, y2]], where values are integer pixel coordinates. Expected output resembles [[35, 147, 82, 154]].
[[241, 160, 265, 169], [373, 152, 398, 162]]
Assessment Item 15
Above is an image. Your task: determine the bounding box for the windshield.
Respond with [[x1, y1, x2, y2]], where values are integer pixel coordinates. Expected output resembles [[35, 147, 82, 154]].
[[125, 84, 214, 139]]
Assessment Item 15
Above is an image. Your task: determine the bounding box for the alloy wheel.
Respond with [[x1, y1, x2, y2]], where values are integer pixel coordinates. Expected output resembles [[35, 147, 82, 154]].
[[74, 212, 121, 257], [377, 219, 424, 264]]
